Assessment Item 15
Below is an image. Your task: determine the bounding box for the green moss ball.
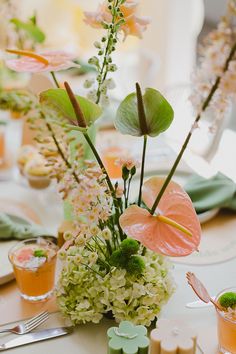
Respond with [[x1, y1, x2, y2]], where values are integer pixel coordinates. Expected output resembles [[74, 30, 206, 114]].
[[219, 292, 236, 309], [126, 255, 145, 275], [110, 250, 127, 268], [120, 238, 140, 256]]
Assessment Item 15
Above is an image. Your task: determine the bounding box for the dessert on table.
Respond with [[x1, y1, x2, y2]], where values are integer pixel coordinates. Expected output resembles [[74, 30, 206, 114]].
[[24, 155, 51, 189], [17, 145, 38, 175]]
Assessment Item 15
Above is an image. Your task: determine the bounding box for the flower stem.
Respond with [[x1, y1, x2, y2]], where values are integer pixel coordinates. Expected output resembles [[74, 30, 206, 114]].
[[50, 71, 60, 88], [126, 174, 133, 207], [43, 73, 80, 185], [45, 119, 81, 185], [83, 132, 124, 240], [81, 263, 103, 278], [95, 0, 122, 104], [150, 41, 236, 215], [138, 135, 147, 206], [83, 132, 115, 194]]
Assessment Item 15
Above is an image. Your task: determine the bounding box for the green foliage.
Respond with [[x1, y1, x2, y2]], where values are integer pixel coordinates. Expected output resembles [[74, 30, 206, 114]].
[[10, 18, 46, 43], [122, 166, 129, 181], [120, 238, 139, 256], [219, 292, 236, 309], [40, 89, 102, 130], [126, 256, 145, 275], [34, 249, 47, 258], [110, 239, 144, 275], [115, 88, 174, 137], [110, 250, 127, 268]]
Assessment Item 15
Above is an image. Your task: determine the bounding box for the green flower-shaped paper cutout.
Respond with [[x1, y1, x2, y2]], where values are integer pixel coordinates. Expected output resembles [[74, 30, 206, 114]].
[[107, 321, 149, 354]]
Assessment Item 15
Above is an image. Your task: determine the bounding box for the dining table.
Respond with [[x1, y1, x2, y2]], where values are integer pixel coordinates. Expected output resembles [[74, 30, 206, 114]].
[[0, 130, 236, 354]]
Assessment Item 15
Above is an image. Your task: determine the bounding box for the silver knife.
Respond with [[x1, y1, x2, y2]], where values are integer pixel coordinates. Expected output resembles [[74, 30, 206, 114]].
[[0, 327, 73, 351]]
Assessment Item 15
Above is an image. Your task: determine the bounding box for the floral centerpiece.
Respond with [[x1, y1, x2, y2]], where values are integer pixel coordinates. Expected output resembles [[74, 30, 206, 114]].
[[1, 0, 236, 326]]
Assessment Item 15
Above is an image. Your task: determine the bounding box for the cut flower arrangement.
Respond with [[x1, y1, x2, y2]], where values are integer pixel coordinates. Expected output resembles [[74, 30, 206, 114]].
[[1, 0, 236, 326]]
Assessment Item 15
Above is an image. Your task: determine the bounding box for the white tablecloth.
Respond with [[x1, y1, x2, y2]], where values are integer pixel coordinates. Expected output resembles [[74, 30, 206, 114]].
[[1, 256, 236, 354]]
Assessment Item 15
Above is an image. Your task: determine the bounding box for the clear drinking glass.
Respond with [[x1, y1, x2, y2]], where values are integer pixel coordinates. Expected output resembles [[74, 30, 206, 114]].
[[0, 122, 6, 166], [9, 237, 58, 302], [216, 287, 236, 354]]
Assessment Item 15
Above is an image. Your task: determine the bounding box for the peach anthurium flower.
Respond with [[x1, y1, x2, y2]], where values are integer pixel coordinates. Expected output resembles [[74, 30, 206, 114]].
[[5, 49, 79, 73], [84, 0, 150, 39], [119, 177, 201, 257]]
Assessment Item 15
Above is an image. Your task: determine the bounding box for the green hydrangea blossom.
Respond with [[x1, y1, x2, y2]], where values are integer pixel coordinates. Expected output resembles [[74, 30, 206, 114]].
[[56, 249, 175, 326]]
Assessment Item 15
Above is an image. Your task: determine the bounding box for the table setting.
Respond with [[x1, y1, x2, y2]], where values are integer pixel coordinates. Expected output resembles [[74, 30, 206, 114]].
[[1, 0, 236, 353]]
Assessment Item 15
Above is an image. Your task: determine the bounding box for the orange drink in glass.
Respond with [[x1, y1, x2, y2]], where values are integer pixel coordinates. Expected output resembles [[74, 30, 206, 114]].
[[216, 287, 236, 354], [102, 146, 123, 179], [0, 127, 5, 165], [9, 237, 58, 302]]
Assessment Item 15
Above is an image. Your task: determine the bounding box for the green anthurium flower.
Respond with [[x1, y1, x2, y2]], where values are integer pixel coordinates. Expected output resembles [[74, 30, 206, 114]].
[[39, 88, 102, 128], [115, 86, 174, 137]]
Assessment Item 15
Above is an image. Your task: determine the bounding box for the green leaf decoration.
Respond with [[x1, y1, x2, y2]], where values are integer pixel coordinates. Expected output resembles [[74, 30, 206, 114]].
[[10, 18, 46, 43], [115, 88, 174, 137], [34, 249, 47, 258], [40, 89, 102, 127]]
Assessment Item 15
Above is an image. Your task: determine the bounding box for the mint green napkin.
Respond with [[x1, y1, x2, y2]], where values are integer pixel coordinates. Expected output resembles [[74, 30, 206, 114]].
[[184, 173, 236, 214], [0, 212, 47, 240]]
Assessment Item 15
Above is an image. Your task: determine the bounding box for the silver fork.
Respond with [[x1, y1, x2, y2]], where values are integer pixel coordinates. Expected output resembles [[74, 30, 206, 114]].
[[0, 311, 49, 335]]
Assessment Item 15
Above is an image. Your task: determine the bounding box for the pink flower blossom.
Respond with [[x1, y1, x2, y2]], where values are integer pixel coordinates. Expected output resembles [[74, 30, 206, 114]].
[[115, 185, 124, 198], [84, 0, 150, 39], [119, 177, 201, 257], [115, 157, 140, 170], [6, 49, 79, 73]]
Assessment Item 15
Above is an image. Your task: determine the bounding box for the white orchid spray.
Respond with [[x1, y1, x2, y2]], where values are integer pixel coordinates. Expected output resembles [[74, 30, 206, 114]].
[[190, 0, 236, 132]]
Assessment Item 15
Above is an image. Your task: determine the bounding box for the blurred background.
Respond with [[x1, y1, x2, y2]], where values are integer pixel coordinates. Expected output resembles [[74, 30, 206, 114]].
[[0, 0, 226, 91]]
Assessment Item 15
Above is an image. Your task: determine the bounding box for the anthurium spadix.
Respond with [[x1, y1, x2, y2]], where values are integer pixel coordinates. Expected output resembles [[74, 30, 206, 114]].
[[40, 87, 102, 132], [119, 177, 201, 257], [115, 84, 174, 137]]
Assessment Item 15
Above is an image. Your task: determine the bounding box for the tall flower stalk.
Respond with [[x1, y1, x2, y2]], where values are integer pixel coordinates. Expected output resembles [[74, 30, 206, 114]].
[[151, 42, 236, 214], [85, 0, 126, 105]]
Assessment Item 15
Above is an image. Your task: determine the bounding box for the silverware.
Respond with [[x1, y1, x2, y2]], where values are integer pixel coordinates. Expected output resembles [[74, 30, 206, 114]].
[[0, 327, 73, 351], [186, 297, 216, 309], [0, 311, 49, 335]]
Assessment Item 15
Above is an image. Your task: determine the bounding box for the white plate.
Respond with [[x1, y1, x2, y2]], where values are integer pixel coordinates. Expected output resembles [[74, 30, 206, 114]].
[[130, 170, 220, 224], [197, 208, 220, 224], [0, 215, 31, 285]]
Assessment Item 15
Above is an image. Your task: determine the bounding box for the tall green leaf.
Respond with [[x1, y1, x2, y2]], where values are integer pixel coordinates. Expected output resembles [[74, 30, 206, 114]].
[[115, 88, 174, 137]]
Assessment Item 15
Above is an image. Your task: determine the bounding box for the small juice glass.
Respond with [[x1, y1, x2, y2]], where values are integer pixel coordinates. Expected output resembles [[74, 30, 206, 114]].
[[102, 146, 123, 179], [0, 123, 6, 166], [9, 237, 58, 302], [216, 287, 236, 354]]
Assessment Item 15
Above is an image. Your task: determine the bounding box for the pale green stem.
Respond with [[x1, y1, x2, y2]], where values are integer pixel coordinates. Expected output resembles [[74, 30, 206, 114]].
[[126, 174, 133, 207], [50, 71, 60, 88], [138, 134, 147, 206]]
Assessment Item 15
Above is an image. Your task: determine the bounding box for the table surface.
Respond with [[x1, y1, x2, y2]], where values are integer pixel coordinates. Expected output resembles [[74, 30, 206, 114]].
[[1, 131, 236, 353], [1, 251, 236, 353]]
